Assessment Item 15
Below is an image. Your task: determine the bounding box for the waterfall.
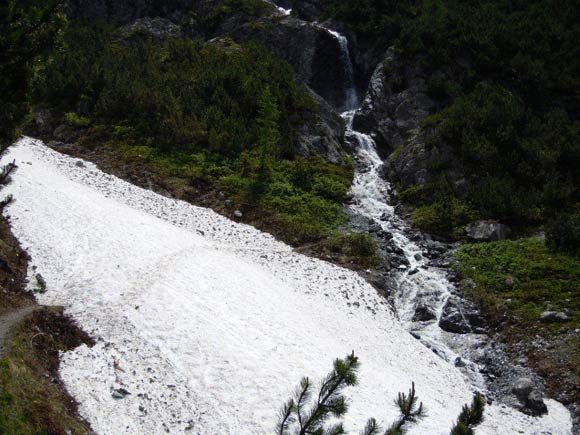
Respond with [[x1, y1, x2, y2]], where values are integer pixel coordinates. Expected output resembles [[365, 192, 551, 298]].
[[324, 29, 359, 111]]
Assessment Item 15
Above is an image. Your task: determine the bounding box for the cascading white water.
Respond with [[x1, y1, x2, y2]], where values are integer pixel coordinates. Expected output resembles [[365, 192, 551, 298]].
[[322, 26, 486, 387], [324, 28, 359, 111], [343, 111, 485, 388]]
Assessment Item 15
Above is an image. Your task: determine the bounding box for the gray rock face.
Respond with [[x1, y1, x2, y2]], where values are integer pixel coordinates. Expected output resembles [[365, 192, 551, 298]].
[[465, 220, 511, 242], [539, 311, 570, 323], [230, 16, 348, 110], [296, 87, 348, 162], [353, 48, 436, 154], [439, 295, 486, 334]]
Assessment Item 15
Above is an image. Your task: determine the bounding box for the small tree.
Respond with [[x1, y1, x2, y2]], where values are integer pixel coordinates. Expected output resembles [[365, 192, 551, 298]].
[[449, 393, 485, 435], [360, 382, 425, 435]]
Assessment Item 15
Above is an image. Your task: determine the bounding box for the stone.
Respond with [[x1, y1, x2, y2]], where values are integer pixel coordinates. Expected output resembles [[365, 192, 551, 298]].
[[525, 391, 548, 416], [454, 357, 467, 368], [75, 160, 85, 168], [413, 303, 437, 322], [539, 311, 570, 323], [512, 377, 535, 401], [233, 210, 243, 219], [224, 199, 234, 209], [439, 296, 486, 334], [465, 220, 511, 242]]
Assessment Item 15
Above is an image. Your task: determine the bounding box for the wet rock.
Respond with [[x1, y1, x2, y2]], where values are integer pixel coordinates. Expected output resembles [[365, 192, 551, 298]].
[[539, 311, 570, 323], [413, 303, 437, 322], [465, 220, 511, 242], [439, 296, 486, 334], [512, 377, 535, 401]]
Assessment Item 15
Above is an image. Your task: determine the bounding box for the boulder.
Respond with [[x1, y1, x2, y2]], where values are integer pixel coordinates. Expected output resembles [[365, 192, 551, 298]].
[[412, 303, 437, 322], [439, 296, 486, 334], [525, 391, 548, 416], [512, 377, 535, 401], [465, 220, 511, 242], [539, 311, 570, 323]]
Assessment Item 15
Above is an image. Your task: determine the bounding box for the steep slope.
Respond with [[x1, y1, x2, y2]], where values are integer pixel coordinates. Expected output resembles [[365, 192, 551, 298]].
[[1, 138, 572, 434]]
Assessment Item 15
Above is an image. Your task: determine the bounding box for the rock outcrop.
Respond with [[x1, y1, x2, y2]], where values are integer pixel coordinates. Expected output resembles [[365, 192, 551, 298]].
[[465, 220, 511, 242], [229, 16, 348, 110]]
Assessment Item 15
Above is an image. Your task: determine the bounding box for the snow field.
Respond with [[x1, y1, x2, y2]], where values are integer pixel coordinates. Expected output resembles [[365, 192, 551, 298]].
[[2, 138, 572, 434]]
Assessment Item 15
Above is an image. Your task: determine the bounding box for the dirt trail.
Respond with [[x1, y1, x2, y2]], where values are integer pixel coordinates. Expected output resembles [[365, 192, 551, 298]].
[[0, 305, 38, 358]]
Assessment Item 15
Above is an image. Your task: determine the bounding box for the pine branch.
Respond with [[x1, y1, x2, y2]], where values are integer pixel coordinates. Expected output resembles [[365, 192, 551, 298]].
[[384, 383, 426, 435], [450, 393, 485, 435], [276, 353, 359, 435], [360, 418, 381, 435], [277, 399, 296, 435]]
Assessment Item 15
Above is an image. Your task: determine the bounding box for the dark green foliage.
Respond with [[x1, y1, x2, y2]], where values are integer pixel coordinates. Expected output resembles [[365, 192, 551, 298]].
[[276, 352, 359, 435], [449, 393, 485, 435], [35, 24, 313, 155], [0, 0, 65, 144], [546, 212, 580, 256], [325, 0, 580, 236]]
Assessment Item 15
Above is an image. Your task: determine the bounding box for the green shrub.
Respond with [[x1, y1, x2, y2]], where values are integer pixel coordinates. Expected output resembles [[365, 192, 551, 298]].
[[412, 199, 475, 238], [64, 112, 90, 128]]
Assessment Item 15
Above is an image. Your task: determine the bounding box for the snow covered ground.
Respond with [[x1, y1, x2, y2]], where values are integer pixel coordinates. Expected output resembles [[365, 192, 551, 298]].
[[2, 138, 572, 434]]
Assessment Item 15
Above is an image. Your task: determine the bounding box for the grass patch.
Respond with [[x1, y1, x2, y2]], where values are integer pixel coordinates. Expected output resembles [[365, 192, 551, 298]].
[[0, 308, 93, 435], [455, 237, 580, 403], [455, 237, 580, 325]]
